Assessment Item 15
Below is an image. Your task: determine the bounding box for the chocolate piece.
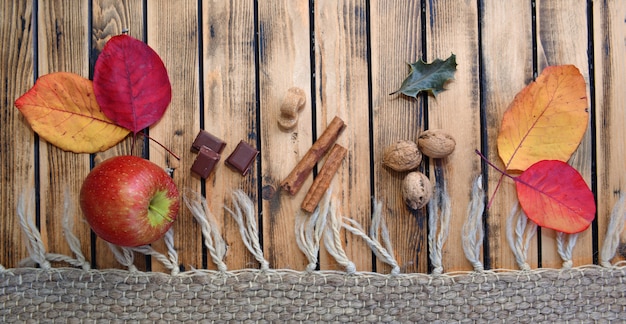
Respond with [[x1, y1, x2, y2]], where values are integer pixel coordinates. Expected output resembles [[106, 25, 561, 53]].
[[226, 140, 259, 176], [191, 130, 226, 154], [191, 146, 221, 179]]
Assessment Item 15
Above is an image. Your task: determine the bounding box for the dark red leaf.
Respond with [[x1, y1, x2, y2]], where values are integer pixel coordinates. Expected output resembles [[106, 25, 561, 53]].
[[93, 35, 171, 133], [515, 160, 595, 234]]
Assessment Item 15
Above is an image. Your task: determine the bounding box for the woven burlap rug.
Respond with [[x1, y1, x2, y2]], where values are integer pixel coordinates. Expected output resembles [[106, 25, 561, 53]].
[[1, 266, 625, 322], [4, 186, 626, 322]]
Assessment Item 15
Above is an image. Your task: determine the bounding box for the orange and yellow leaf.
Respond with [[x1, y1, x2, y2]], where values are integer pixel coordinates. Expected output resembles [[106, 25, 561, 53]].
[[497, 65, 588, 172], [14, 72, 130, 153]]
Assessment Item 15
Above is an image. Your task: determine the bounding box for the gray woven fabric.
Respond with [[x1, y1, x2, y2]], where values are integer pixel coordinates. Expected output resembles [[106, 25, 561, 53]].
[[1, 266, 625, 323]]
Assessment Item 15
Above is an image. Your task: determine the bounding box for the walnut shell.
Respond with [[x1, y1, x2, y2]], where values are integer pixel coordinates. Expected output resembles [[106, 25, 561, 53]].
[[402, 171, 432, 210], [417, 129, 456, 158], [382, 140, 422, 172]]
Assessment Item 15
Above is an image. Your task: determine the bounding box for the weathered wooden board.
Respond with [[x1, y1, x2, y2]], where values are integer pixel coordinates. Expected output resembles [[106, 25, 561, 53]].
[[91, 0, 146, 271], [37, 1, 93, 268], [481, 0, 536, 270], [314, 0, 372, 272], [146, 0, 203, 272], [1, 0, 625, 274], [536, 0, 593, 268], [425, 0, 481, 272], [1, 1, 35, 268], [370, 0, 427, 274], [594, 0, 626, 263], [258, 0, 311, 271], [203, 0, 259, 270]]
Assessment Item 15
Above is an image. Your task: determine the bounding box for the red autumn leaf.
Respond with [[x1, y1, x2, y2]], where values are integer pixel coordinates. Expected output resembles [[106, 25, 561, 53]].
[[93, 34, 171, 133], [515, 160, 595, 234]]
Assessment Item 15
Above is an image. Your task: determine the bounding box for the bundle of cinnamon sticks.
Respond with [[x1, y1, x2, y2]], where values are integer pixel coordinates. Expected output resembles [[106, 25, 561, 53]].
[[280, 116, 347, 213]]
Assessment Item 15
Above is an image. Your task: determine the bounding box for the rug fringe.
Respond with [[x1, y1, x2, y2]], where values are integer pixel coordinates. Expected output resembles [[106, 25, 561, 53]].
[[9, 180, 626, 275]]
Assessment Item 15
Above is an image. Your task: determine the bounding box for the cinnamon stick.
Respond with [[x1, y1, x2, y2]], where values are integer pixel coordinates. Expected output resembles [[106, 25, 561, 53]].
[[301, 144, 347, 213], [280, 116, 346, 195]]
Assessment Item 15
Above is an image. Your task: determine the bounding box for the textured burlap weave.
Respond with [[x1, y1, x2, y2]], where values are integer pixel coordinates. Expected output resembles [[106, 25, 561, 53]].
[[1, 266, 625, 323]]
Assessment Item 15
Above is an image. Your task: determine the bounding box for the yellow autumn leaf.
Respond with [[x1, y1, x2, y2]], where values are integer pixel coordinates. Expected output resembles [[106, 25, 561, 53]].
[[15, 72, 130, 153], [497, 65, 588, 172]]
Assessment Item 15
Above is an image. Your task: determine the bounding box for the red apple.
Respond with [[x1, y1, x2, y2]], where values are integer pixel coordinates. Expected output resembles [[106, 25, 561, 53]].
[[79, 155, 179, 247]]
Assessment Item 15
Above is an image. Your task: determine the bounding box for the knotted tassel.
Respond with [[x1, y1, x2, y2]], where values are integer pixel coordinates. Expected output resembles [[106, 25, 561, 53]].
[[226, 190, 269, 270], [324, 198, 356, 274], [129, 229, 180, 275], [18, 189, 94, 270], [61, 188, 91, 270], [183, 188, 228, 272], [428, 178, 452, 276], [600, 193, 626, 267], [295, 189, 331, 272], [556, 232, 578, 269], [506, 203, 536, 271], [342, 200, 400, 275], [108, 243, 137, 272], [462, 176, 485, 272]]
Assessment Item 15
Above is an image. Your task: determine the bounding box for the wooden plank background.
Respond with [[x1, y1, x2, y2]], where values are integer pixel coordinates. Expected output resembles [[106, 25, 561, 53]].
[[1, 0, 624, 273]]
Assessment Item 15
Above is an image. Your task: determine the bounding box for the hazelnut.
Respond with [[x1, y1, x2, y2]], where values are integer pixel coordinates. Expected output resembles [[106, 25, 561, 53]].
[[382, 140, 422, 172], [402, 171, 432, 210], [417, 129, 456, 158], [278, 87, 306, 131]]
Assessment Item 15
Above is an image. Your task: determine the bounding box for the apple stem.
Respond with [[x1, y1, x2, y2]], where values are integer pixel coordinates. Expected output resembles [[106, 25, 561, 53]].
[[138, 131, 181, 160]]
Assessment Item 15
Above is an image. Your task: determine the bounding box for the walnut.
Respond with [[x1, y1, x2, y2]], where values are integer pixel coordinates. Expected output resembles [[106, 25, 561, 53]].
[[382, 140, 422, 172], [417, 129, 456, 159], [402, 171, 432, 210]]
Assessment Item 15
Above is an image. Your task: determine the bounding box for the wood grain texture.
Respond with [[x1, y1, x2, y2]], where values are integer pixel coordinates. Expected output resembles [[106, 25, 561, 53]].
[[147, 0, 201, 272], [370, 0, 427, 273], [91, 0, 146, 270], [535, 0, 593, 268], [0, 1, 35, 267], [37, 0, 93, 268], [425, 0, 481, 272], [203, 0, 259, 270], [594, 0, 626, 263], [258, 0, 311, 270], [314, 0, 372, 272], [481, 0, 536, 270], [2, 0, 626, 274]]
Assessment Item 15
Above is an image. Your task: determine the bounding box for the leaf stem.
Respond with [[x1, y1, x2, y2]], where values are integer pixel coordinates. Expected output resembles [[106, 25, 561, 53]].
[[475, 149, 517, 209], [475, 150, 515, 180], [138, 131, 181, 160], [487, 174, 506, 210]]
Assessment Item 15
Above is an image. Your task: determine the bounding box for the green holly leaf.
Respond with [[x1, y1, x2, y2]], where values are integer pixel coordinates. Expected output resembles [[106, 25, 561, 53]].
[[392, 53, 457, 98]]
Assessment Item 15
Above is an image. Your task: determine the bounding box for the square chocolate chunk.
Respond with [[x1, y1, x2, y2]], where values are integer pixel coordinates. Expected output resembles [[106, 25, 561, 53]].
[[226, 140, 259, 176], [191, 146, 221, 179], [191, 130, 226, 154]]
